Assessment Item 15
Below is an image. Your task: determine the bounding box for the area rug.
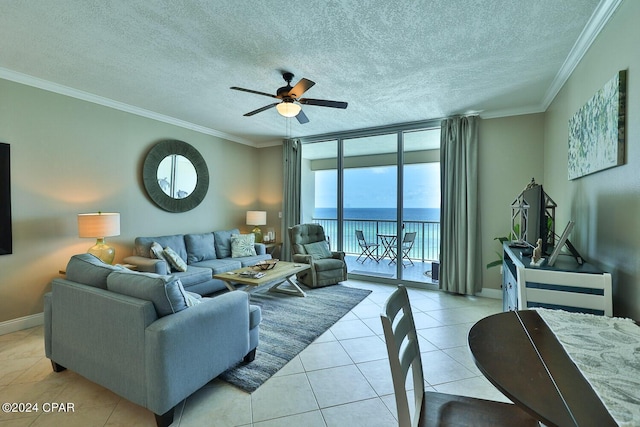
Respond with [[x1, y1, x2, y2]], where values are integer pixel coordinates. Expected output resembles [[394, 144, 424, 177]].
[[219, 284, 372, 393]]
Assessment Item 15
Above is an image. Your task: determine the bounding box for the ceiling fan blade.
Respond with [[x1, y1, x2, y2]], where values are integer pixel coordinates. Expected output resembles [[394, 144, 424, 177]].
[[299, 98, 348, 109], [230, 86, 278, 99], [288, 78, 315, 98], [295, 109, 309, 124], [244, 103, 279, 116]]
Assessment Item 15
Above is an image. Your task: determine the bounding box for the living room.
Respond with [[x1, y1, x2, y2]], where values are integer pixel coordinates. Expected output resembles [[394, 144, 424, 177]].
[[1, 0, 639, 425]]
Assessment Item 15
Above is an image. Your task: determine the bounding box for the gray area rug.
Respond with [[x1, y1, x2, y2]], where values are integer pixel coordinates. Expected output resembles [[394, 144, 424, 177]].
[[219, 284, 372, 393]]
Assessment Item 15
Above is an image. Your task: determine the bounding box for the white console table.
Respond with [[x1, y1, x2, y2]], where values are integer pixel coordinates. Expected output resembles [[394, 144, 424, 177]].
[[502, 242, 612, 315]]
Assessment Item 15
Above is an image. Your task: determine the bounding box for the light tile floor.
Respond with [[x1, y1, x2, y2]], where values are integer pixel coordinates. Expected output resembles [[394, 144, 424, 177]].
[[0, 280, 509, 427]]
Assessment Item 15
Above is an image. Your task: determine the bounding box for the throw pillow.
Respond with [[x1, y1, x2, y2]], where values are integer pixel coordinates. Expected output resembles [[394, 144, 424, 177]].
[[231, 234, 257, 257], [150, 241, 172, 273], [163, 246, 188, 272], [184, 291, 202, 307], [106, 271, 190, 317], [304, 241, 332, 260]]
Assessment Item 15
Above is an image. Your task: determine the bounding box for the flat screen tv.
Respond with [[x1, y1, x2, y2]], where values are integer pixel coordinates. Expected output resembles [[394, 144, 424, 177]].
[[0, 143, 12, 255], [521, 184, 548, 254]]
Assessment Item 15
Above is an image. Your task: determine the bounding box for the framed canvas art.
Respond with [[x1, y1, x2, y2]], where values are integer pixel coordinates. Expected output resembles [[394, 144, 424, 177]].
[[568, 70, 626, 180]]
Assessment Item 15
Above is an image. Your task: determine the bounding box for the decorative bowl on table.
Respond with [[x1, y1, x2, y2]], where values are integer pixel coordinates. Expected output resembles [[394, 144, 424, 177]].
[[256, 259, 278, 270]]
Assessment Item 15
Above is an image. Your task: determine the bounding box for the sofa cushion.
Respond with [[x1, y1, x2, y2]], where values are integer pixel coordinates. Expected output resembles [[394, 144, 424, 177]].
[[163, 247, 188, 272], [135, 235, 188, 262], [311, 257, 345, 272], [150, 242, 172, 273], [184, 233, 217, 264], [107, 270, 191, 317], [304, 241, 332, 260], [234, 254, 273, 267], [191, 259, 242, 274], [213, 228, 240, 259], [231, 234, 257, 258], [169, 265, 215, 287], [66, 253, 123, 289]]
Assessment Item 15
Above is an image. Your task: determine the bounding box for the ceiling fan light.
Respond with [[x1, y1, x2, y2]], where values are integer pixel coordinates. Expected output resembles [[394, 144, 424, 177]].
[[276, 102, 301, 118]]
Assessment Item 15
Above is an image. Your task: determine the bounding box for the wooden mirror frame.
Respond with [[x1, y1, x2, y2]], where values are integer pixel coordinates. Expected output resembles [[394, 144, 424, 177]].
[[143, 140, 209, 212]]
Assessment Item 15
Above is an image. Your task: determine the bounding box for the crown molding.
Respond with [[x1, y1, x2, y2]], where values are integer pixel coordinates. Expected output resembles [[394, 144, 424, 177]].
[[0, 67, 258, 147], [479, 104, 545, 120], [541, 0, 624, 110]]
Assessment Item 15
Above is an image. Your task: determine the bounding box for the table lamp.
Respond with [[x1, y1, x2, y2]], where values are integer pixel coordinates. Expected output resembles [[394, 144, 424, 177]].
[[246, 211, 266, 243], [78, 212, 120, 264]]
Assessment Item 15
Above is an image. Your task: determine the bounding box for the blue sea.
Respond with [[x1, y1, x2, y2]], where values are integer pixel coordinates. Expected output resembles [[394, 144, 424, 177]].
[[314, 207, 440, 222]]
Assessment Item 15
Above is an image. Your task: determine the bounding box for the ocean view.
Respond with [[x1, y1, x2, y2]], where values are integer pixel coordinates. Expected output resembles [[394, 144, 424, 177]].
[[314, 207, 440, 222]]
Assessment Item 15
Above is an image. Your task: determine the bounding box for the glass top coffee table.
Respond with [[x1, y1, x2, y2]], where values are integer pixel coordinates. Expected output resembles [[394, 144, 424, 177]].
[[213, 261, 310, 297]]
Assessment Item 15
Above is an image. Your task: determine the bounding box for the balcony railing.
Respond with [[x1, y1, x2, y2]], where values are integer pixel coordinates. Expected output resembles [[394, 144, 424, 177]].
[[312, 217, 440, 263]]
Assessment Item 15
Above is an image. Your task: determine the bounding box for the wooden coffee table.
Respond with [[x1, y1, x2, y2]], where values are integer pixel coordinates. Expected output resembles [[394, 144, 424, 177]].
[[213, 261, 310, 297]]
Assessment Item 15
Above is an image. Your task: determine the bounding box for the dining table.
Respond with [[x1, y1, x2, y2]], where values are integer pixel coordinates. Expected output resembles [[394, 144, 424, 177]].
[[468, 309, 640, 427]]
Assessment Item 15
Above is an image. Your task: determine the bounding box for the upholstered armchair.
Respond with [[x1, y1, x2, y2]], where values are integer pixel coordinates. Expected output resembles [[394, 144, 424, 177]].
[[288, 223, 348, 288]]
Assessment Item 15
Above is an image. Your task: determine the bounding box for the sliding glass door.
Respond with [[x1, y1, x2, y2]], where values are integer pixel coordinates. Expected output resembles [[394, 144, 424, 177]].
[[300, 122, 440, 286]]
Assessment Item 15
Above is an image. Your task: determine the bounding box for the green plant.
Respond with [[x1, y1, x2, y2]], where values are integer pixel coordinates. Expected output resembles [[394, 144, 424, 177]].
[[486, 224, 519, 270]]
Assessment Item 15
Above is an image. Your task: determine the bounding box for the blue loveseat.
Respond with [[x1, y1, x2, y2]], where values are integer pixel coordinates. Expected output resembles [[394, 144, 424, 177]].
[[124, 228, 272, 295], [44, 254, 261, 426]]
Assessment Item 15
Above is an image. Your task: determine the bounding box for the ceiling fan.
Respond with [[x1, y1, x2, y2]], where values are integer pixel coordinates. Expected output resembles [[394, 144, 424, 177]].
[[230, 72, 348, 124]]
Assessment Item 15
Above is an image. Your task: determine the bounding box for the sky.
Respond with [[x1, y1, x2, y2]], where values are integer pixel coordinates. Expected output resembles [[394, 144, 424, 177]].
[[315, 163, 440, 209]]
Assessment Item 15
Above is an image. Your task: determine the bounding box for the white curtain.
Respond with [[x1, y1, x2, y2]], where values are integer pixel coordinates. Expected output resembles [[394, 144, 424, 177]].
[[439, 116, 482, 295], [281, 138, 301, 261]]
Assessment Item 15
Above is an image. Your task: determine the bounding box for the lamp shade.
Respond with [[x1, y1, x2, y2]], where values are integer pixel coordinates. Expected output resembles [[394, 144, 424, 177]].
[[78, 213, 121, 238], [276, 102, 301, 118], [246, 211, 267, 226]]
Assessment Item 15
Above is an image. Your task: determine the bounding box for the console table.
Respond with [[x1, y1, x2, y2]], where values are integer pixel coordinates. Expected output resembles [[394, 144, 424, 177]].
[[502, 242, 607, 312]]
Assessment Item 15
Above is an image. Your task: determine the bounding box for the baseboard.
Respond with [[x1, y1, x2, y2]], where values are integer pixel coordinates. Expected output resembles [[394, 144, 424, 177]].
[[478, 288, 502, 300], [0, 312, 44, 336]]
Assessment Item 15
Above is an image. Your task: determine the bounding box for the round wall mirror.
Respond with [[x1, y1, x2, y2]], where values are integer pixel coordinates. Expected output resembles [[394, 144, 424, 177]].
[[143, 140, 209, 212]]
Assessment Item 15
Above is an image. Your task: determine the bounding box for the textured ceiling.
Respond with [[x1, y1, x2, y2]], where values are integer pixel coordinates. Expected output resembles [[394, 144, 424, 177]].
[[0, 0, 616, 147]]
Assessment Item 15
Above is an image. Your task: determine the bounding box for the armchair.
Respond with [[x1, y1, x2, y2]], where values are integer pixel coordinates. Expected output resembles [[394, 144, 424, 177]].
[[288, 223, 348, 288]]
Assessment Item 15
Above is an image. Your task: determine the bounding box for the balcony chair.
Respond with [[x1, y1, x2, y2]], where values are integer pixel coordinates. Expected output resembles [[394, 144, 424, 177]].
[[400, 231, 417, 267], [380, 285, 539, 427], [355, 230, 379, 263], [288, 223, 348, 288]]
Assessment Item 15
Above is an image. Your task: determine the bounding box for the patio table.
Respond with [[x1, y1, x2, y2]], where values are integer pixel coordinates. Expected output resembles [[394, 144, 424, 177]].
[[377, 233, 397, 265]]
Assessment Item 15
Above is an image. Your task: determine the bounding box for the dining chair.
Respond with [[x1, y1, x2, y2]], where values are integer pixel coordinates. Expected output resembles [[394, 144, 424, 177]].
[[355, 230, 380, 263], [399, 231, 417, 267], [516, 266, 613, 316], [380, 285, 539, 427]]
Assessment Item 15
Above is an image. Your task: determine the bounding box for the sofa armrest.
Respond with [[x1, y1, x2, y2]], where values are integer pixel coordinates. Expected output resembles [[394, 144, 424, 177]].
[[292, 253, 314, 264], [331, 251, 346, 261], [254, 243, 266, 255], [123, 255, 169, 274], [145, 291, 251, 414]]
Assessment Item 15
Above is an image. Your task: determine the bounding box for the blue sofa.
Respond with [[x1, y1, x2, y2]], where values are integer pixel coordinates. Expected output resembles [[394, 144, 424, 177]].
[[44, 254, 261, 426], [124, 229, 272, 295]]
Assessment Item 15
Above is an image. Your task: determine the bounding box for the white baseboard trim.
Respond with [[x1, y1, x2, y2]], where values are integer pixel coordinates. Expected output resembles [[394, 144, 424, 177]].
[[478, 288, 502, 300], [0, 313, 44, 336]]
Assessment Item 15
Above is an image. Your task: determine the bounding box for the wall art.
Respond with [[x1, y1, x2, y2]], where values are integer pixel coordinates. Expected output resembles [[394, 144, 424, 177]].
[[568, 70, 626, 180]]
